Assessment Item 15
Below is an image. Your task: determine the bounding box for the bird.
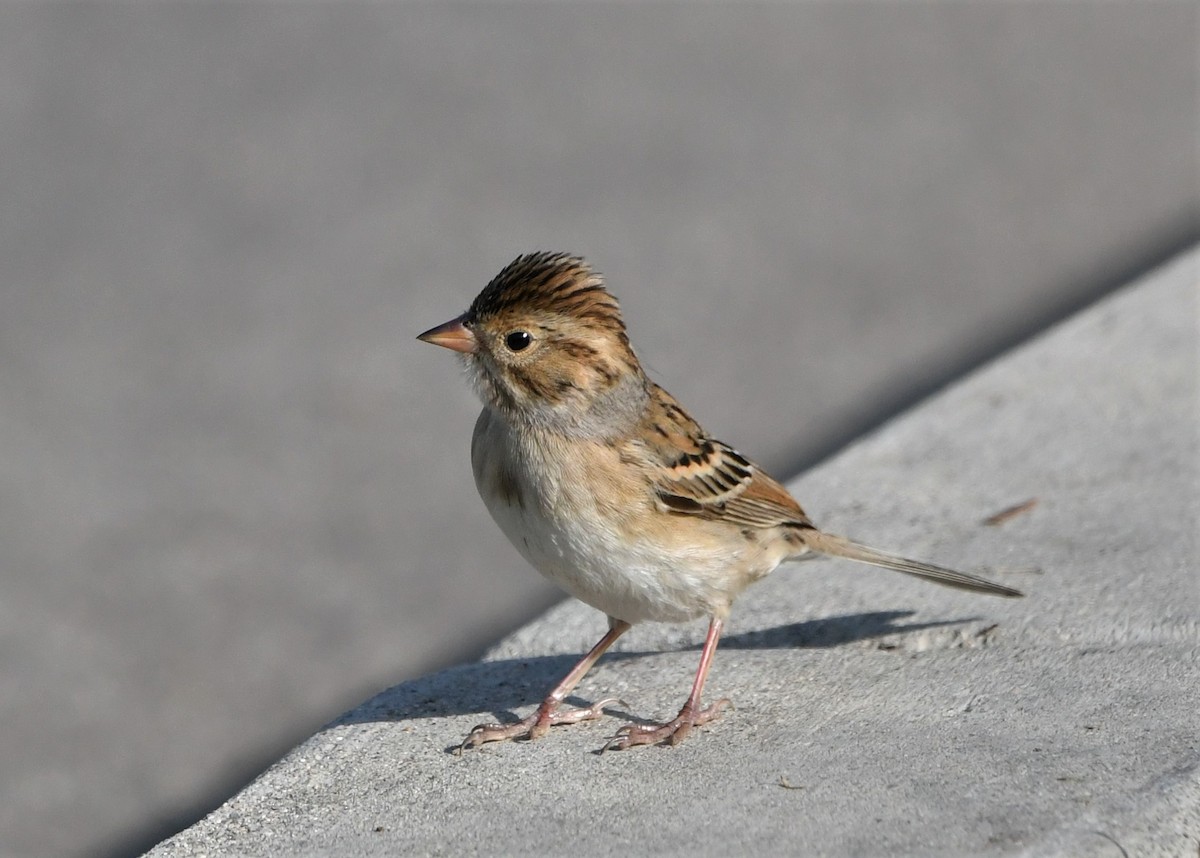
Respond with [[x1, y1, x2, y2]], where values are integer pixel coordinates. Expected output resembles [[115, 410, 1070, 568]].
[[418, 251, 1023, 751]]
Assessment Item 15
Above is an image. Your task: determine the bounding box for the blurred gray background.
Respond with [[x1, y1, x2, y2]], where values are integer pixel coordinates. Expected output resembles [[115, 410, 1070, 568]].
[[0, 4, 1195, 857]]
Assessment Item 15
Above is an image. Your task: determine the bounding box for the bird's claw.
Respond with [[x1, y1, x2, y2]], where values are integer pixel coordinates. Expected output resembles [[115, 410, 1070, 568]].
[[456, 697, 623, 753], [599, 697, 732, 752]]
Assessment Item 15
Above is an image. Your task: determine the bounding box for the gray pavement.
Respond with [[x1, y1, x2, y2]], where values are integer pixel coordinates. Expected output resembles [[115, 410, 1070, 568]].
[[0, 5, 1196, 857], [148, 248, 1198, 857]]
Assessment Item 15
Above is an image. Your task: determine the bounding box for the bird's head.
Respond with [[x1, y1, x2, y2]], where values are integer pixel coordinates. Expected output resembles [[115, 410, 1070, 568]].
[[418, 252, 648, 437]]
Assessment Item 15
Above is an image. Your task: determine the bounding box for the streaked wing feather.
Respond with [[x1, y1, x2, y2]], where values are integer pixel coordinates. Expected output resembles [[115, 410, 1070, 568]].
[[637, 384, 811, 529]]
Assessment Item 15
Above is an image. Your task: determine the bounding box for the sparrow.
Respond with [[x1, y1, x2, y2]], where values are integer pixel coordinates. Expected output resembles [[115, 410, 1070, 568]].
[[418, 252, 1022, 751]]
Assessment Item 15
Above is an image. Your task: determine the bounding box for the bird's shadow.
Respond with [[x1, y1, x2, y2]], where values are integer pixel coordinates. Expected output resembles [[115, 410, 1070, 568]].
[[335, 610, 975, 740]]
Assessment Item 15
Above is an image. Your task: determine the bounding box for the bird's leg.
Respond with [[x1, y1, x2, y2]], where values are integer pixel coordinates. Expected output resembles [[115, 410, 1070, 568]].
[[603, 616, 730, 751], [459, 619, 630, 751]]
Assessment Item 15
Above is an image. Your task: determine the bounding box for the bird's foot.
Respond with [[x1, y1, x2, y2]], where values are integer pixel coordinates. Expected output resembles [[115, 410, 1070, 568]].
[[457, 697, 623, 752], [600, 697, 731, 751]]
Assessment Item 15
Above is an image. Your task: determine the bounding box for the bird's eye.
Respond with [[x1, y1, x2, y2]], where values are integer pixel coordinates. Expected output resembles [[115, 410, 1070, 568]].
[[505, 330, 532, 352]]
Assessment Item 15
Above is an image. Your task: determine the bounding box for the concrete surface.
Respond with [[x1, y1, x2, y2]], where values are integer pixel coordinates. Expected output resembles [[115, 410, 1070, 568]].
[[147, 249, 1198, 856], [1, 5, 1196, 858]]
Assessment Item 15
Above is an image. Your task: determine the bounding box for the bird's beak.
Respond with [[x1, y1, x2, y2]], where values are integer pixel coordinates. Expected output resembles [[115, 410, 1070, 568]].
[[417, 313, 477, 354]]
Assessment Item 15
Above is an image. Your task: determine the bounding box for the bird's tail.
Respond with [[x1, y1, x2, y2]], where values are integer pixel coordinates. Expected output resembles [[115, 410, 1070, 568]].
[[799, 530, 1024, 598]]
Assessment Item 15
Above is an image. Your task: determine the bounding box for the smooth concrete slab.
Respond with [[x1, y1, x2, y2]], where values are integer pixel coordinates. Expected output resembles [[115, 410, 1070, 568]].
[[147, 251, 1198, 856]]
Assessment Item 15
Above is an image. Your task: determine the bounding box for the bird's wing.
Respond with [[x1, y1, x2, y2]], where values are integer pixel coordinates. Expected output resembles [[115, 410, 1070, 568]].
[[631, 384, 812, 530]]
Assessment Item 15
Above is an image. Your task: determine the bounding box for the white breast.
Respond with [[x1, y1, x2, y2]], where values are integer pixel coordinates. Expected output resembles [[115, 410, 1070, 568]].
[[469, 408, 759, 624]]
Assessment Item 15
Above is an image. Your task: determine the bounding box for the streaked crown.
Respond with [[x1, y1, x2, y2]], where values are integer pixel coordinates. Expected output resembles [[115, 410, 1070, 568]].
[[468, 252, 627, 341]]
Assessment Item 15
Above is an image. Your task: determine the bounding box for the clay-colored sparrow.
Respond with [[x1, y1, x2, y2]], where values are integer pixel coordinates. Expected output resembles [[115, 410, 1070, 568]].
[[419, 252, 1022, 751]]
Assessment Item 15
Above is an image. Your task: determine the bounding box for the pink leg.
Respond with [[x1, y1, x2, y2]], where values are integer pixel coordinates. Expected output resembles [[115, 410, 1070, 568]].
[[602, 616, 730, 751], [459, 619, 631, 751]]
